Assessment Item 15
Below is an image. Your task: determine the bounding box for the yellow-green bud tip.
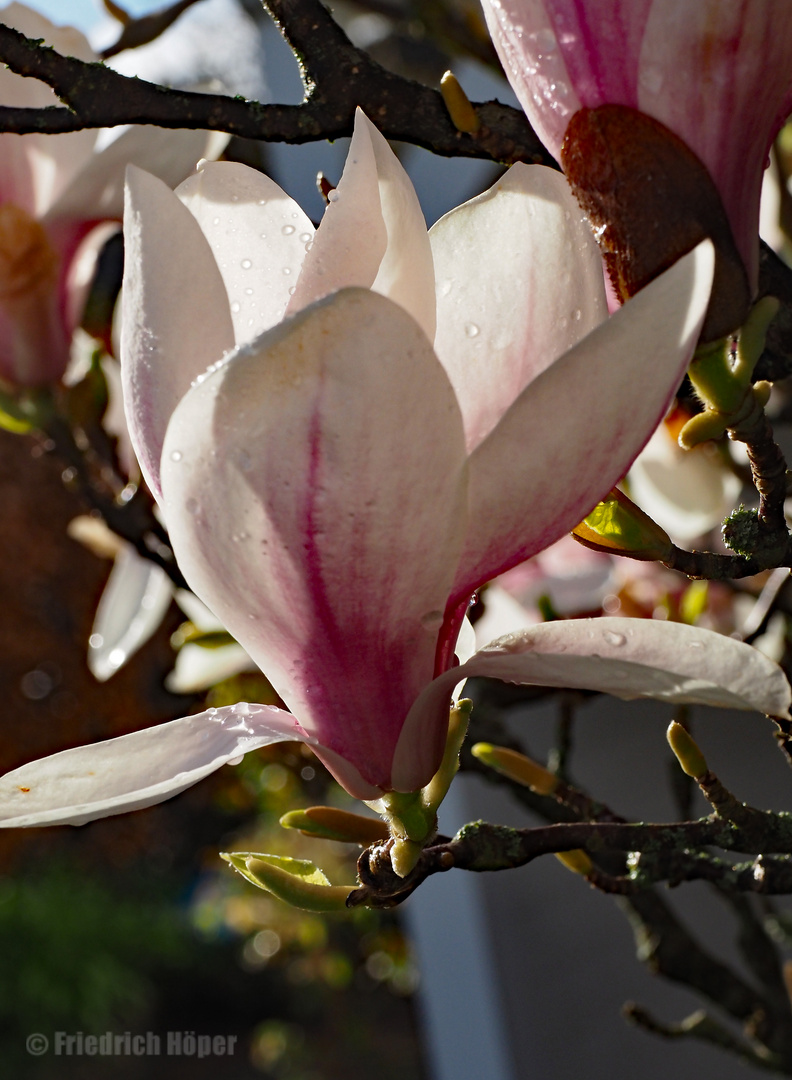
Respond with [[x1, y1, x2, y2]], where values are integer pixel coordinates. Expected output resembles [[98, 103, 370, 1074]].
[[471, 743, 558, 794], [555, 849, 593, 875], [667, 721, 708, 778], [279, 806, 389, 845], [440, 71, 480, 133]]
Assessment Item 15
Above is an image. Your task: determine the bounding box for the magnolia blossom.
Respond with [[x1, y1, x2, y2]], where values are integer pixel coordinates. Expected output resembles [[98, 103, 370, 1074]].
[[4, 111, 789, 831], [480, 0, 792, 290], [0, 4, 225, 385]]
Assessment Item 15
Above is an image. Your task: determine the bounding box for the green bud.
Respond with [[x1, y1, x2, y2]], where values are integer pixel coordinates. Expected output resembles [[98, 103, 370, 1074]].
[[667, 720, 708, 778], [220, 852, 355, 912], [471, 743, 558, 794], [572, 488, 672, 561], [279, 806, 389, 845]]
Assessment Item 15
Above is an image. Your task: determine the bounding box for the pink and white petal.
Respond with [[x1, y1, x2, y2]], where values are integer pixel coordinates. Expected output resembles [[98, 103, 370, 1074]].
[[286, 111, 436, 340], [0, 5, 97, 213], [479, 0, 581, 159], [450, 240, 714, 604], [430, 163, 606, 450], [121, 166, 234, 498], [460, 617, 791, 715], [47, 126, 230, 224], [396, 616, 791, 790], [0, 703, 303, 828], [88, 545, 173, 682], [175, 161, 314, 345], [639, 1, 792, 287], [160, 288, 468, 793]]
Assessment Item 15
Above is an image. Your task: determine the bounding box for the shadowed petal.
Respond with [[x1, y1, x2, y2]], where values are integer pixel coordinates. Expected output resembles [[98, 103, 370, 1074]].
[[450, 240, 714, 604], [121, 166, 235, 497], [430, 163, 607, 450], [0, 703, 303, 828], [160, 288, 468, 792]]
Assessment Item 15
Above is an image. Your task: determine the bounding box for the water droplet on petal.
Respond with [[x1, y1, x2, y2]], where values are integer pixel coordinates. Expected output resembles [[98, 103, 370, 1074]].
[[170, 450, 183, 462], [227, 754, 244, 766], [281, 224, 295, 235], [241, 258, 252, 270], [282, 267, 291, 275], [464, 322, 480, 338], [603, 630, 626, 647], [299, 233, 312, 243], [327, 191, 339, 203], [231, 301, 241, 313]]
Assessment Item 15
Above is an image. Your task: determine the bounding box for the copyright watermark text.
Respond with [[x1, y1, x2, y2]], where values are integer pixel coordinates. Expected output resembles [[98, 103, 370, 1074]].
[[26, 1031, 238, 1058]]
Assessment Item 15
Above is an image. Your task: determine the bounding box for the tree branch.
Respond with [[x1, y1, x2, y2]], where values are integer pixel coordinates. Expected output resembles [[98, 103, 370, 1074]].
[[0, 8, 554, 167]]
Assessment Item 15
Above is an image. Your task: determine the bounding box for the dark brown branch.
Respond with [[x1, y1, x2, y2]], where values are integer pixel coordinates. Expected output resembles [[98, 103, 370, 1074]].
[[0, 10, 553, 166]]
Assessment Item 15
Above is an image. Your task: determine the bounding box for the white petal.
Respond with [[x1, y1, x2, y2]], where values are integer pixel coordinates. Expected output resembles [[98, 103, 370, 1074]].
[[175, 161, 314, 345], [47, 126, 230, 222], [425, 616, 791, 720], [627, 423, 742, 543], [165, 642, 256, 694], [430, 164, 607, 450], [285, 111, 436, 340], [450, 241, 715, 602], [121, 166, 234, 497], [0, 703, 302, 828], [88, 546, 173, 681]]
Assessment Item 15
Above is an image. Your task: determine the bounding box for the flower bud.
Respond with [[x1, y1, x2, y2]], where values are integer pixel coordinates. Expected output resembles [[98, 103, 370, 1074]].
[[221, 852, 355, 912], [572, 488, 672, 561]]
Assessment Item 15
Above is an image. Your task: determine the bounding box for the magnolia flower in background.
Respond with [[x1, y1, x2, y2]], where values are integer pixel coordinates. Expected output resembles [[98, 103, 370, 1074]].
[[0, 3, 226, 386], [4, 109, 785, 834], [480, 0, 792, 336], [626, 411, 742, 545]]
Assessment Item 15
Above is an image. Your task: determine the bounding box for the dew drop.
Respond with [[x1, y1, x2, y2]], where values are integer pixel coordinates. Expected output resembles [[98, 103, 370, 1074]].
[[439, 278, 453, 297], [327, 190, 339, 203], [532, 27, 557, 53], [304, 240, 314, 252], [603, 630, 626, 647], [212, 216, 220, 226], [573, 308, 582, 321], [299, 233, 312, 243], [464, 322, 480, 338], [288, 285, 296, 295], [245, 287, 254, 295], [170, 450, 183, 462], [283, 267, 292, 275], [231, 301, 241, 313], [227, 755, 244, 766], [241, 258, 252, 270], [281, 224, 295, 235]]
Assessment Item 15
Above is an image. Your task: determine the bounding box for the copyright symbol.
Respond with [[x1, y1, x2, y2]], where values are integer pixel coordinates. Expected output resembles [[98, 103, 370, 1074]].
[[26, 1034, 48, 1056]]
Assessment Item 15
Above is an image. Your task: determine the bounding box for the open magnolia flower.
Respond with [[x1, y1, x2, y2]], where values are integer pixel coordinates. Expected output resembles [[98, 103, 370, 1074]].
[[3, 109, 789, 833], [0, 3, 226, 385]]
